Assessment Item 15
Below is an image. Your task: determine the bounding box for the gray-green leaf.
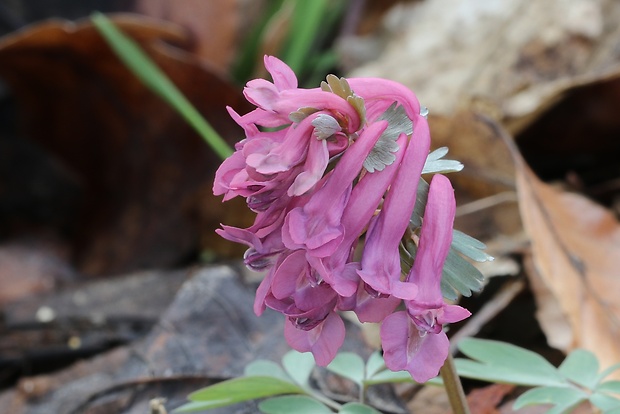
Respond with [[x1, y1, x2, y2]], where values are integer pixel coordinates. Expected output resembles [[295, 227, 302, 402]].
[[513, 386, 588, 412], [422, 147, 463, 174], [245, 360, 291, 383], [340, 402, 383, 414], [597, 380, 620, 396], [590, 392, 620, 411], [451, 230, 494, 263], [258, 396, 333, 414], [326, 352, 365, 386], [455, 338, 567, 387], [365, 352, 386, 379], [364, 103, 411, 173], [282, 350, 316, 387], [365, 369, 414, 386], [558, 349, 600, 389]]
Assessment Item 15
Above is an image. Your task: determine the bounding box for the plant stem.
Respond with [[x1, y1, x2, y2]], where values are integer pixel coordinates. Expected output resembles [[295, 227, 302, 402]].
[[359, 384, 365, 405], [440, 353, 471, 414], [306, 389, 343, 411]]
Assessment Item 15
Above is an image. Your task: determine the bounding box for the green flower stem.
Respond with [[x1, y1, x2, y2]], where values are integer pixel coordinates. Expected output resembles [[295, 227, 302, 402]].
[[359, 384, 366, 406], [305, 389, 343, 411], [440, 353, 471, 414], [91, 12, 233, 160]]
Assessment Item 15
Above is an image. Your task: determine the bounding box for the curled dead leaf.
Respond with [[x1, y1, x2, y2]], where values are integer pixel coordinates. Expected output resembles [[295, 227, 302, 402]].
[[0, 15, 252, 275], [492, 119, 620, 374]]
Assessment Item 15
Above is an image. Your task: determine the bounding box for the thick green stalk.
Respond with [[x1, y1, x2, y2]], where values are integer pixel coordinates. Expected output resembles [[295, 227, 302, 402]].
[[440, 353, 471, 414], [91, 12, 233, 160]]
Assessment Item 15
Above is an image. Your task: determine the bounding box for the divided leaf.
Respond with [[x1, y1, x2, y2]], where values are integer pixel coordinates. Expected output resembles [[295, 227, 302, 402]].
[[590, 393, 620, 412], [513, 386, 588, 413], [340, 402, 383, 414], [455, 338, 567, 387], [244, 360, 291, 383], [451, 230, 494, 263], [365, 369, 414, 386], [258, 395, 332, 414], [422, 147, 464, 174], [558, 349, 600, 389], [597, 380, 620, 396], [364, 352, 386, 380], [326, 352, 366, 386], [282, 350, 317, 387]]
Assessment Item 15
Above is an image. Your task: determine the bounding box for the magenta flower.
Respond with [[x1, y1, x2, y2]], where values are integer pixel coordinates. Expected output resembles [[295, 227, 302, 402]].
[[357, 114, 430, 300], [257, 249, 345, 365], [380, 174, 470, 382], [213, 55, 470, 372], [282, 121, 387, 258], [307, 132, 408, 297]]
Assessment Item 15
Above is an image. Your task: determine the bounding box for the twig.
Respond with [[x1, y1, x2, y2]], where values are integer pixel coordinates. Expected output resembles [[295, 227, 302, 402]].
[[455, 191, 518, 217]]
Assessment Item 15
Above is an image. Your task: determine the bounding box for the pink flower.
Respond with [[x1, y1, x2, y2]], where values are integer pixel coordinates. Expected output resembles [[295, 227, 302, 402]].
[[282, 121, 387, 258], [308, 133, 409, 297], [357, 114, 430, 300], [284, 311, 345, 366], [213, 55, 471, 372], [380, 174, 470, 382], [262, 250, 344, 365]]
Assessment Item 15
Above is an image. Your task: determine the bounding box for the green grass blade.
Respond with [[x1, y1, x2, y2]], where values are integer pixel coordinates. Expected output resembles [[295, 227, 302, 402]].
[[91, 12, 233, 160], [281, 0, 330, 76]]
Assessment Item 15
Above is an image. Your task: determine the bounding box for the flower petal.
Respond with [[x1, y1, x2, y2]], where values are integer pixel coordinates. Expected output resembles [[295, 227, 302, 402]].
[[284, 311, 345, 366], [406, 173, 456, 308], [381, 312, 450, 382], [264, 55, 298, 90], [358, 115, 430, 299]]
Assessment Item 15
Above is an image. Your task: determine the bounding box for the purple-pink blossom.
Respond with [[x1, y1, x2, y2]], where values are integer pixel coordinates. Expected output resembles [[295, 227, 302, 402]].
[[381, 174, 471, 382], [213, 55, 470, 375]]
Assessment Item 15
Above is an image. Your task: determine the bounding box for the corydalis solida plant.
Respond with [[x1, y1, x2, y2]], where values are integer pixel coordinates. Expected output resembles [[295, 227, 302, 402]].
[[213, 56, 470, 383]]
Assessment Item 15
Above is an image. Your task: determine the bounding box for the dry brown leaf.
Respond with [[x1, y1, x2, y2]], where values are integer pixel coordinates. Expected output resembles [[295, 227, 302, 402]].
[[509, 126, 620, 371], [134, 0, 243, 72], [0, 15, 252, 275], [350, 0, 620, 131], [0, 242, 73, 306], [523, 253, 574, 354], [465, 383, 515, 414]]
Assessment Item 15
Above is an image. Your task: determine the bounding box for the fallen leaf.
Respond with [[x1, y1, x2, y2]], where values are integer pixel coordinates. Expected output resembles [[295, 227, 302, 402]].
[[523, 253, 574, 355], [0, 15, 252, 275], [407, 385, 450, 414], [466, 383, 515, 414], [507, 122, 620, 373], [0, 242, 74, 306], [134, 0, 242, 71]]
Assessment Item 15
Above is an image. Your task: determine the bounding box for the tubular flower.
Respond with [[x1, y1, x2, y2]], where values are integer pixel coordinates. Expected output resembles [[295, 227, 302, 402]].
[[380, 174, 470, 382], [213, 56, 470, 373]]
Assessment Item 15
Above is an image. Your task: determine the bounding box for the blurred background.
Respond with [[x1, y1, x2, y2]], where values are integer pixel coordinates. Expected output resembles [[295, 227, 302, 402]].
[[1, 1, 620, 413]]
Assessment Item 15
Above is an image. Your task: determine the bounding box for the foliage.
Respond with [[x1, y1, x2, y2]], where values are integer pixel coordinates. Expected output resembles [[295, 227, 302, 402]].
[[455, 338, 620, 413], [173, 350, 414, 413]]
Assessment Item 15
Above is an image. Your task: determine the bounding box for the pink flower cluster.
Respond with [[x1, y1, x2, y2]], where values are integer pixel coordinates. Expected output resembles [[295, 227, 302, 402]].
[[213, 56, 470, 382]]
